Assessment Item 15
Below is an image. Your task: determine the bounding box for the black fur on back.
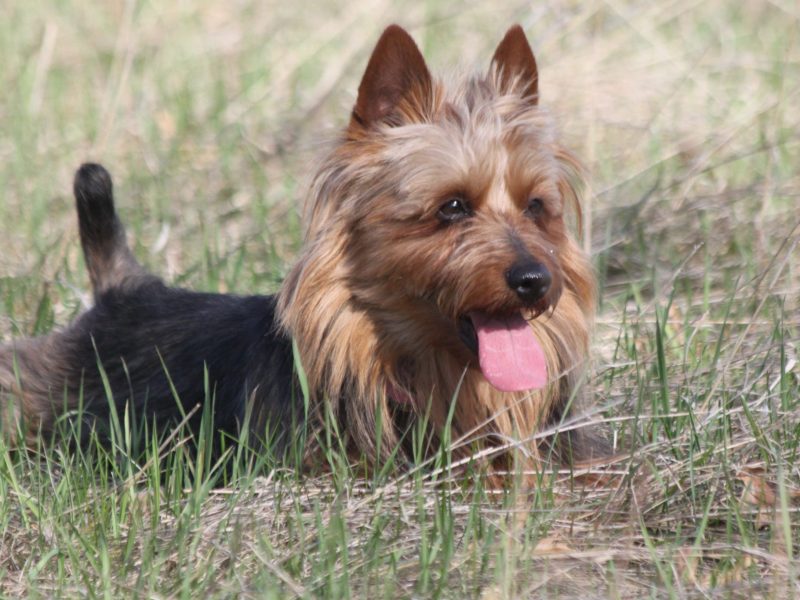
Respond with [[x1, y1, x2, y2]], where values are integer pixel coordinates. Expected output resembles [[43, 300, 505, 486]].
[[1, 164, 301, 459], [65, 283, 299, 452]]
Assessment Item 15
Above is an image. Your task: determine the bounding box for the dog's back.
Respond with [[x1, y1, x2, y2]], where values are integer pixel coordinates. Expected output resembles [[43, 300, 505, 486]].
[[0, 165, 297, 450]]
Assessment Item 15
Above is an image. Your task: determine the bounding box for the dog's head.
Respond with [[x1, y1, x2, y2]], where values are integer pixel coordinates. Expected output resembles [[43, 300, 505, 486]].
[[284, 25, 594, 394]]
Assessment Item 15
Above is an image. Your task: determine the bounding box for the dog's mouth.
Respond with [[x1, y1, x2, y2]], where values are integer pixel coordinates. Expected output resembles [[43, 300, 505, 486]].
[[458, 311, 547, 392]]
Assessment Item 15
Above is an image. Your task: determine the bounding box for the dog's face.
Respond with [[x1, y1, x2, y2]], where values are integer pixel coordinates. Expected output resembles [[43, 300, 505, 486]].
[[346, 89, 571, 321], [301, 26, 589, 392]]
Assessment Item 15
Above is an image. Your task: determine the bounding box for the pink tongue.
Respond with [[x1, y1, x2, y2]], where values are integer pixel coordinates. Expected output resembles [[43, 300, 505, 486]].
[[469, 311, 547, 392]]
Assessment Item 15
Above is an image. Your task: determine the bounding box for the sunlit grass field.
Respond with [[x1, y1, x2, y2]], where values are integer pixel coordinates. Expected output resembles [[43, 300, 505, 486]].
[[1, 1, 798, 597]]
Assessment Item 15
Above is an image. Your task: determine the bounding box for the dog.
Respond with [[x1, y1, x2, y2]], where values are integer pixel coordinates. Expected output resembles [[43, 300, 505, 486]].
[[0, 25, 597, 477]]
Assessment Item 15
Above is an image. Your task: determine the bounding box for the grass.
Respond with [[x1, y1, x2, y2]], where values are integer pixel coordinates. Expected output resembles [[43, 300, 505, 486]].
[[1, 0, 798, 597]]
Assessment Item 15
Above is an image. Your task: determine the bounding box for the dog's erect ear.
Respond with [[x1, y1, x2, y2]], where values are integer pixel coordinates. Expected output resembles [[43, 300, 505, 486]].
[[352, 25, 432, 127], [490, 25, 538, 104]]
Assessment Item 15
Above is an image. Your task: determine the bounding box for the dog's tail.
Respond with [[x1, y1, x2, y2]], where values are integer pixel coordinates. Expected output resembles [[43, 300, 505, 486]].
[[74, 163, 150, 297], [0, 164, 157, 443]]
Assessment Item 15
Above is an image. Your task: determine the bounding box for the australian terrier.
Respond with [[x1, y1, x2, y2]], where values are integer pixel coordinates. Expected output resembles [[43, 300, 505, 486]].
[[0, 25, 597, 477]]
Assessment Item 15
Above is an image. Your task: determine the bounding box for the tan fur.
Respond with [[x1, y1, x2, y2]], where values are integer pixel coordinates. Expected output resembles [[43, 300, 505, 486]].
[[278, 26, 596, 475], [0, 338, 68, 444]]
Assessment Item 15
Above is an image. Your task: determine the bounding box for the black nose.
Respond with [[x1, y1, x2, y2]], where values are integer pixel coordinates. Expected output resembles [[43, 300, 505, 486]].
[[505, 261, 551, 305]]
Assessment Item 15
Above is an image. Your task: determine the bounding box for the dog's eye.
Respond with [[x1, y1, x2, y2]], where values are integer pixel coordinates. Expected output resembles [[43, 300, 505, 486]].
[[525, 197, 545, 219], [437, 197, 472, 222]]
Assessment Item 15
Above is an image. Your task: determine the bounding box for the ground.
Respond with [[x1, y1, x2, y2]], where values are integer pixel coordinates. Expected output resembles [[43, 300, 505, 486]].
[[1, 1, 798, 597]]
